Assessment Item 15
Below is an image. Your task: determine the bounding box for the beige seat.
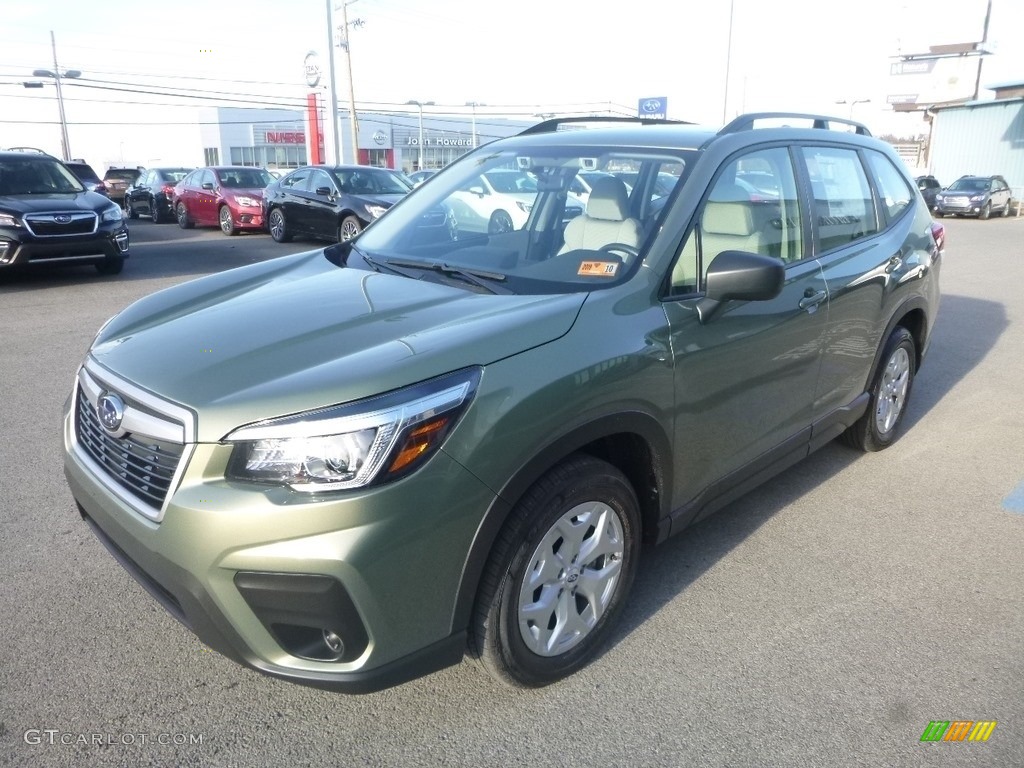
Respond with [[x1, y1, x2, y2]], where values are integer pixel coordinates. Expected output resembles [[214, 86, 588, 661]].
[[699, 200, 765, 262], [559, 176, 642, 256]]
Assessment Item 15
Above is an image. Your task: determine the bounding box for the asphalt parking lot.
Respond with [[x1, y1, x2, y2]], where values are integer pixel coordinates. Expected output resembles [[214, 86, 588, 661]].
[[1, 216, 1022, 767]]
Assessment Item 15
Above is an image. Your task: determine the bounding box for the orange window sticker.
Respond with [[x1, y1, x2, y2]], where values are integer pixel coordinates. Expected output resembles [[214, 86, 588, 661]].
[[577, 261, 620, 277]]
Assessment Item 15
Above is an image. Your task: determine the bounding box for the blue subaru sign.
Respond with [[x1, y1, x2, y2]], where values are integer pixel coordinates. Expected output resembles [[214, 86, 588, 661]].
[[638, 97, 667, 119]]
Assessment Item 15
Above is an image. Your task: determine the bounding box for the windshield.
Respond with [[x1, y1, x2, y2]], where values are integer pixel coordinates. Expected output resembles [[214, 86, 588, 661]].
[[353, 144, 692, 295], [219, 168, 273, 188], [0, 158, 85, 194], [947, 178, 990, 193]]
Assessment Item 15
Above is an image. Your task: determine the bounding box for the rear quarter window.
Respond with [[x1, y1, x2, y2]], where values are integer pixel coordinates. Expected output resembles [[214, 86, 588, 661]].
[[867, 151, 914, 222]]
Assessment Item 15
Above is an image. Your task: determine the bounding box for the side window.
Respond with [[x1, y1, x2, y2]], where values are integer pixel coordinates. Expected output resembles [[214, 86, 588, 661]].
[[199, 169, 215, 187], [669, 147, 802, 294], [308, 170, 333, 193], [802, 147, 878, 253], [867, 151, 913, 221], [283, 169, 312, 191]]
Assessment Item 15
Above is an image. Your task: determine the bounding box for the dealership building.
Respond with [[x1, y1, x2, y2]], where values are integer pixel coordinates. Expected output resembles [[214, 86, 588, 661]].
[[198, 107, 533, 174]]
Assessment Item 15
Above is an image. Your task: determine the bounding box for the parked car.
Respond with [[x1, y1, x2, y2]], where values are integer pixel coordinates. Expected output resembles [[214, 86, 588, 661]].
[[915, 175, 942, 209], [63, 111, 943, 694], [124, 167, 193, 223], [264, 164, 414, 243], [407, 169, 439, 186], [933, 174, 1013, 219], [65, 161, 107, 197], [449, 168, 584, 234], [0, 149, 128, 274], [102, 167, 140, 206], [173, 166, 273, 235]]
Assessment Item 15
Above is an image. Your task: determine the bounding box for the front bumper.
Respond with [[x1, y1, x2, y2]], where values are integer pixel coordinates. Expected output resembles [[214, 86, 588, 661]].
[[62, 375, 496, 692], [0, 224, 128, 267]]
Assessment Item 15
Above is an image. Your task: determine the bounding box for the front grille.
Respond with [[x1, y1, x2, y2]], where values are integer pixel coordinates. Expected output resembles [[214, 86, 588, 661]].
[[76, 386, 184, 510], [24, 212, 98, 237]]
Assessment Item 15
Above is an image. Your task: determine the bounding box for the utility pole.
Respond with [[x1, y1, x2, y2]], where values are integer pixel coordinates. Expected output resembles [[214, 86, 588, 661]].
[[325, 0, 341, 164], [339, 1, 362, 165]]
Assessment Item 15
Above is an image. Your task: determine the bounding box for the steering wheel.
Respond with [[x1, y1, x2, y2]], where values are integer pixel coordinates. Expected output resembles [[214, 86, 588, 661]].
[[599, 243, 640, 258]]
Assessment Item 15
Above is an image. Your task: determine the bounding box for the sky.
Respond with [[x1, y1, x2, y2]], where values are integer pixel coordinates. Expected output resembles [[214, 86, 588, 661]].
[[1, 0, 1022, 172]]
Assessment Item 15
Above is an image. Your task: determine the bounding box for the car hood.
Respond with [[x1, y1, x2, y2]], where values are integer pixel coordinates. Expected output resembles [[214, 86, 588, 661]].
[[90, 249, 586, 441], [1, 191, 111, 214]]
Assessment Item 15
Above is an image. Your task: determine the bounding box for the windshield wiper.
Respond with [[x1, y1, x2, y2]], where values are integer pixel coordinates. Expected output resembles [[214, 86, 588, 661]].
[[385, 258, 513, 295], [346, 243, 422, 279]]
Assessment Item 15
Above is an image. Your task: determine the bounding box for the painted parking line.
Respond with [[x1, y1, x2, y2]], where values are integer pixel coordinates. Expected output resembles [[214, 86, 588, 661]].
[[1003, 480, 1024, 514]]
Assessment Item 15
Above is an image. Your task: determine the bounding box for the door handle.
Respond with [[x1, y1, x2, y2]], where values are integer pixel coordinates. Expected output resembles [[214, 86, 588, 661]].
[[885, 255, 903, 273], [799, 289, 827, 310]]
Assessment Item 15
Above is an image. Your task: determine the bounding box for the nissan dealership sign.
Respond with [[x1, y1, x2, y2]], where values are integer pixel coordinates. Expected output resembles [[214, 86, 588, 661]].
[[303, 51, 321, 89]]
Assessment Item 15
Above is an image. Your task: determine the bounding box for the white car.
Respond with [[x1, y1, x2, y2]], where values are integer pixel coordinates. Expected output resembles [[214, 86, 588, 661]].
[[448, 169, 584, 234]]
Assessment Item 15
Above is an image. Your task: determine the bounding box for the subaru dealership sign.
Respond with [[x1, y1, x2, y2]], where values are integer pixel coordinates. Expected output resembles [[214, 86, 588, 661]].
[[638, 97, 667, 119]]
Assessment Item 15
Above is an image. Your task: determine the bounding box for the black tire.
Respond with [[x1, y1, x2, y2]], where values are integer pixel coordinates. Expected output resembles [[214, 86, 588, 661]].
[[488, 209, 514, 235], [176, 202, 194, 229], [470, 454, 641, 688], [219, 205, 237, 236], [150, 196, 163, 224], [339, 215, 363, 241], [95, 256, 124, 276], [1002, 200, 1012, 218], [933, 211, 944, 218], [124, 197, 138, 220], [980, 202, 991, 220], [268, 207, 292, 242], [841, 326, 916, 452]]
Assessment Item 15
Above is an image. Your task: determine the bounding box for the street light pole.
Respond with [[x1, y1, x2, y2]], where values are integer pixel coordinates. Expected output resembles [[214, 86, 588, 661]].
[[465, 101, 485, 148], [30, 31, 81, 161], [406, 100, 434, 171], [835, 99, 871, 119]]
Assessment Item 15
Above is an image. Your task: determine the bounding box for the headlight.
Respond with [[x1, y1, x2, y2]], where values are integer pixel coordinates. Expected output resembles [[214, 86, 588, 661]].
[[969, 195, 984, 202], [100, 205, 123, 223], [225, 368, 481, 491], [0, 213, 21, 227], [365, 204, 388, 219], [516, 201, 533, 213], [934, 195, 944, 202], [234, 196, 260, 207]]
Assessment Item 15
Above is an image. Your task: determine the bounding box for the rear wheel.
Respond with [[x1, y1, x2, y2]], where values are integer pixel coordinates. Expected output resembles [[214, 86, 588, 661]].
[[268, 208, 292, 242], [150, 196, 163, 223], [339, 215, 363, 241], [1003, 200, 1012, 217], [176, 202, 194, 229], [219, 205, 237, 236], [842, 326, 916, 452], [471, 455, 641, 688], [124, 197, 138, 220]]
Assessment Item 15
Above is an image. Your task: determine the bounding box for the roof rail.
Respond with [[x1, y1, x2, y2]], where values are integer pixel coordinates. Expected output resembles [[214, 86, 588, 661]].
[[719, 112, 872, 137], [519, 115, 695, 136], [3, 146, 53, 155]]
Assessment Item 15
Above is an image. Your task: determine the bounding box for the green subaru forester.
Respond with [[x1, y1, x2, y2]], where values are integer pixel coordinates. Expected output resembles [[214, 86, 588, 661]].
[[63, 113, 943, 692]]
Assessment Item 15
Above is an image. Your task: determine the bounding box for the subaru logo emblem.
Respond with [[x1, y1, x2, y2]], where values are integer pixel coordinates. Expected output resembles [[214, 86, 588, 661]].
[[53, 214, 73, 224], [97, 392, 125, 433]]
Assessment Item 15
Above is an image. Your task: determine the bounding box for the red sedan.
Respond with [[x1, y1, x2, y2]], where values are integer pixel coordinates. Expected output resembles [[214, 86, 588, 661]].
[[172, 166, 273, 235]]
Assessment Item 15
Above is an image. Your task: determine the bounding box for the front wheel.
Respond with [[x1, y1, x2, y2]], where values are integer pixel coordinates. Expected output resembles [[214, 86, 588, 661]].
[[268, 208, 292, 242], [95, 256, 124, 275], [980, 202, 991, 220], [338, 215, 363, 241], [471, 455, 641, 688], [488, 209, 514, 235], [219, 205, 237, 236], [176, 202, 194, 229], [841, 326, 916, 452]]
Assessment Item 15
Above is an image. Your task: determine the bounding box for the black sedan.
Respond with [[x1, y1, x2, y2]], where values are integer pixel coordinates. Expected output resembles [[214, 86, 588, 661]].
[[263, 165, 414, 243], [124, 167, 193, 223]]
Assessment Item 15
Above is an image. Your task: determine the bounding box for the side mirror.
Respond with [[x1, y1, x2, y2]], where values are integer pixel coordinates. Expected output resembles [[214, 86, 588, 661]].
[[696, 250, 785, 323], [315, 186, 333, 197], [201, 182, 214, 190], [468, 185, 486, 197]]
